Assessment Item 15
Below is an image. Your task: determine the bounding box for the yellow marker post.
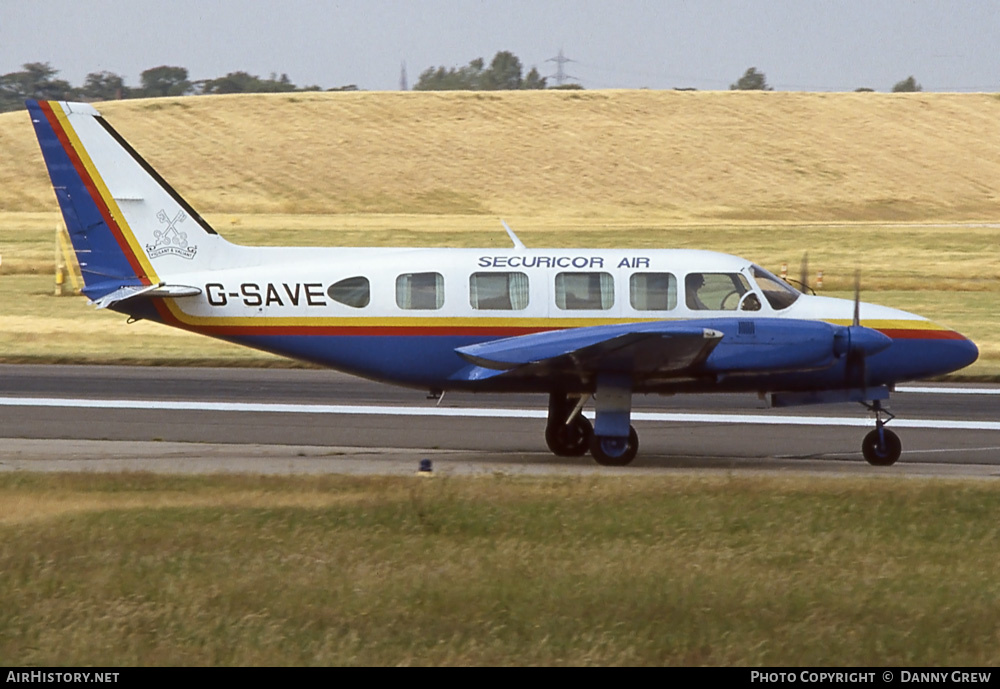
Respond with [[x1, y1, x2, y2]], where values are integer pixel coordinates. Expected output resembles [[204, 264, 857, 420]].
[[54, 224, 83, 296]]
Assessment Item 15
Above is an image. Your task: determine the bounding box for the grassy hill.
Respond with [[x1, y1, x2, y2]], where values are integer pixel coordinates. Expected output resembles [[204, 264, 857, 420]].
[[0, 91, 996, 374], [3, 90, 1000, 221]]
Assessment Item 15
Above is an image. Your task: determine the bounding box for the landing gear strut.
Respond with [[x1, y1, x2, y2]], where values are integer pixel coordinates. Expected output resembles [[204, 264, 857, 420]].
[[589, 373, 639, 466], [861, 399, 901, 466]]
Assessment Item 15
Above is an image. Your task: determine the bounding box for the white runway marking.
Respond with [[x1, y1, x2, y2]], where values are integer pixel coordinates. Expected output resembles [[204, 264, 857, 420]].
[[2, 396, 999, 432], [903, 446, 1000, 455], [897, 386, 1000, 395]]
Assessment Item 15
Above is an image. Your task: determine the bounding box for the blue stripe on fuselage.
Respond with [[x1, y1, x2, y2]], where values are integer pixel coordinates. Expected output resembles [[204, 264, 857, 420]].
[[26, 101, 142, 296], [215, 328, 977, 393]]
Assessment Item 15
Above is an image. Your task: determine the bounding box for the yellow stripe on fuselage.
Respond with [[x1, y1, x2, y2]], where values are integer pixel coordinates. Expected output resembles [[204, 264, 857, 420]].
[[155, 307, 948, 334]]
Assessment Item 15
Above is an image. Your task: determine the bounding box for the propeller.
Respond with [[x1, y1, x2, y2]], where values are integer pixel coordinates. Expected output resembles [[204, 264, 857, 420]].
[[846, 270, 866, 389], [852, 269, 861, 327], [784, 252, 814, 295], [840, 270, 894, 391]]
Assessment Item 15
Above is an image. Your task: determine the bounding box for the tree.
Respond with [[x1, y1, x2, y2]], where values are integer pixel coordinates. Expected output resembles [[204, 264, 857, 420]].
[[892, 76, 922, 92], [523, 67, 547, 90], [0, 62, 74, 112], [139, 65, 191, 97], [730, 67, 773, 91], [414, 58, 486, 90], [81, 71, 126, 101], [414, 51, 547, 91], [484, 51, 523, 90]]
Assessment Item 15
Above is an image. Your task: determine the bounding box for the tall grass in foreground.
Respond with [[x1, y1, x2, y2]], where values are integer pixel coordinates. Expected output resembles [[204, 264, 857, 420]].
[[1, 473, 998, 666]]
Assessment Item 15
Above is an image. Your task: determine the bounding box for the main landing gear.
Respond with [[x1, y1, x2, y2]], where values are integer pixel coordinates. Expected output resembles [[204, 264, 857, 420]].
[[545, 393, 592, 457], [861, 399, 901, 466], [546, 376, 640, 467], [589, 427, 639, 467]]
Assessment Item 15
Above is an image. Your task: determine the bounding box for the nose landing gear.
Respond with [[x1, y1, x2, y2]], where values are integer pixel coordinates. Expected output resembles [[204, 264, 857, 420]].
[[861, 399, 901, 466]]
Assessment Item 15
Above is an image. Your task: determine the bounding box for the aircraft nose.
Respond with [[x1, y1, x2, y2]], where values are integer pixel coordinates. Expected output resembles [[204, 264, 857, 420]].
[[953, 334, 980, 371], [874, 322, 978, 382], [922, 328, 979, 377]]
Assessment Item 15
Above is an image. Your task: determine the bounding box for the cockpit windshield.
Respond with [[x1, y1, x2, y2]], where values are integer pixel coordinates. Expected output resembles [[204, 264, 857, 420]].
[[751, 265, 800, 310]]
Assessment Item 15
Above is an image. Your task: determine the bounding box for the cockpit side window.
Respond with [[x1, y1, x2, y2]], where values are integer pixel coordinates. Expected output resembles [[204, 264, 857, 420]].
[[751, 265, 800, 310], [685, 273, 752, 311]]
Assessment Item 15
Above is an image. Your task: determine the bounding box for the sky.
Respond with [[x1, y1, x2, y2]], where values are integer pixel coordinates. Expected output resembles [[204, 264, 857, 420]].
[[1, 0, 998, 93]]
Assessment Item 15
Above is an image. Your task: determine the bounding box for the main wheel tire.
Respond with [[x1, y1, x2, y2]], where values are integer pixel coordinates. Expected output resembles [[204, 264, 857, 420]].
[[545, 415, 593, 457], [862, 428, 901, 466], [590, 426, 639, 466]]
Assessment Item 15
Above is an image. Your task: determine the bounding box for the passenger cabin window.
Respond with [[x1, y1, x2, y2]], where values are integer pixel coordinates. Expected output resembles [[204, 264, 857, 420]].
[[555, 272, 614, 310], [327, 276, 370, 308], [685, 272, 754, 311], [470, 272, 529, 310], [630, 272, 676, 311], [751, 265, 800, 310], [396, 272, 444, 310]]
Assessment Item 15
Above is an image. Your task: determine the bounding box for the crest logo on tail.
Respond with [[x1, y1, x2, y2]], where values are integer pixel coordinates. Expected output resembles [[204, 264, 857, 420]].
[[148, 209, 198, 259]]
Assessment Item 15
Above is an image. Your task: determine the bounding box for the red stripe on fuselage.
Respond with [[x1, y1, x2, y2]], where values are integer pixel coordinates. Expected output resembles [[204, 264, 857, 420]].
[[878, 328, 967, 341], [39, 102, 147, 282]]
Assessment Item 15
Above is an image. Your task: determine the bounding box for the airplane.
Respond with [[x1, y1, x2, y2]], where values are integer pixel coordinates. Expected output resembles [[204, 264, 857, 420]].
[[25, 99, 979, 467]]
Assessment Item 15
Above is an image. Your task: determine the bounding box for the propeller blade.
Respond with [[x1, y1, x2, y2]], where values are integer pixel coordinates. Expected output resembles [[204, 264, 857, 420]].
[[853, 270, 861, 327], [798, 252, 809, 294]]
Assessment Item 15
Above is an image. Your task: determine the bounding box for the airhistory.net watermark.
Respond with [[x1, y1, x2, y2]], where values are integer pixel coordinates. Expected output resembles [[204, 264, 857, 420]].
[[6, 672, 119, 683]]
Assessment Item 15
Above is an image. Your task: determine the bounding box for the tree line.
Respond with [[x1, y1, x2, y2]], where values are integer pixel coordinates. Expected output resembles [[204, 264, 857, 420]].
[[729, 67, 924, 93], [413, 51, 554, 90], [0, 50, 562, 113], [0, 62, 351, 113], [1, 56, 927, 114]]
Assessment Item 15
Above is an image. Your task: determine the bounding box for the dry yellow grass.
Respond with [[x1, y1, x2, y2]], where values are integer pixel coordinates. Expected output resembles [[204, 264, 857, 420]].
[[3, 90, 1000, 220], [0, 92, 997, 374]]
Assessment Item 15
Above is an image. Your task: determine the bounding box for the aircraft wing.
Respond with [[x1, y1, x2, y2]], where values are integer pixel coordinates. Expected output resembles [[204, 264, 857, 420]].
[[453, 321, 723, 382]]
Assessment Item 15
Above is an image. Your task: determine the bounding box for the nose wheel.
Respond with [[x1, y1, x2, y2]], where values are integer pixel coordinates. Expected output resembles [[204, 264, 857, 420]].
[[861, 400, 901, 466]]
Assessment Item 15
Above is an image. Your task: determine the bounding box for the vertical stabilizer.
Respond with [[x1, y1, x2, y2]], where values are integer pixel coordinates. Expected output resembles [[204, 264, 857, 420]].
[[26, 100, 230, 300]]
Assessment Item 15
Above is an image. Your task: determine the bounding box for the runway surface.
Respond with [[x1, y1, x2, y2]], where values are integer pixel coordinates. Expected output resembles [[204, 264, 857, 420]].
[[1, 364, 998, 478]]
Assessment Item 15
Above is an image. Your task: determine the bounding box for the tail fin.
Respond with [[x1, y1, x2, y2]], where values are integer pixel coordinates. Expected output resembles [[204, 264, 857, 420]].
[[26, 100, 229, 301]]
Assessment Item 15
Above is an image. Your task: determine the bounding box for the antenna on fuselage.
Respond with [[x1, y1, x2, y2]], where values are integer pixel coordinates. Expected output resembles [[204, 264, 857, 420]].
[[501, 220, 527, 250]]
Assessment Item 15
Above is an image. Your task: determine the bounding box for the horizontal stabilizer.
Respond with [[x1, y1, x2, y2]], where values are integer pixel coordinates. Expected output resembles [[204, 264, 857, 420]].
[[89, 282, 202, 309]]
